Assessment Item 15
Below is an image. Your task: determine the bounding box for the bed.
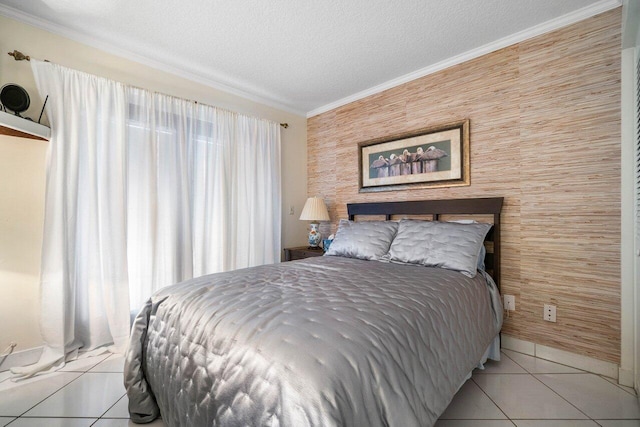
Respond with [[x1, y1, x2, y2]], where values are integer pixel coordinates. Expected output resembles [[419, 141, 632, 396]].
[[125, 197, 504, 427]]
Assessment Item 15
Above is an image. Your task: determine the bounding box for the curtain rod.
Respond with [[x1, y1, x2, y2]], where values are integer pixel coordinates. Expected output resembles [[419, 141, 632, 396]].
[[7, 50, 289, 129]]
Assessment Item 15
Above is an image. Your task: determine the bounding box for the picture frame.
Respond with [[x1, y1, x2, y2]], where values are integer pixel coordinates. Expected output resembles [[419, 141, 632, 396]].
[[359, 119, 470, 192]]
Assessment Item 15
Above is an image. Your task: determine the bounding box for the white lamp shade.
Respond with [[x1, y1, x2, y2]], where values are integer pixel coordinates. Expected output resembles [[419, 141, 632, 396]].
[[299, 197, 330, 221]]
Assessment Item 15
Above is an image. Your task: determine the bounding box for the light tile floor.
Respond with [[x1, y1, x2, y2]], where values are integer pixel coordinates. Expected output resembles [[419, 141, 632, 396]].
[[436, 349, 640, 427], [0, 349, 637, 426]]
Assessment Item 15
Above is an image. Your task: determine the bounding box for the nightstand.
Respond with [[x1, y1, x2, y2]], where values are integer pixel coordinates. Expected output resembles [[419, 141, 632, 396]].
[[284, 246, 324, 261]]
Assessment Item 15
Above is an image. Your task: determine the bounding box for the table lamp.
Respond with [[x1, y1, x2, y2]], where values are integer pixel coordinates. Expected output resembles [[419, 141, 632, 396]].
[[299, 197, 330, 249]]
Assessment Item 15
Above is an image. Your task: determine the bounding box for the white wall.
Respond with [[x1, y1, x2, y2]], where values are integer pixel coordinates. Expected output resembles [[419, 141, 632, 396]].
[[0, 13, 309, 352], [0, 135, 47, 354], [620, 46, 636, 388], [622, 0, 640, 393]]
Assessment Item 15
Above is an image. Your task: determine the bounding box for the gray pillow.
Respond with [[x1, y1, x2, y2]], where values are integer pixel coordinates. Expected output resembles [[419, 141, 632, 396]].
[[449, 220, 486, 270], [384, 219, 492, 277], [325, 219, 398, 260], [477, 244, 487, 271]]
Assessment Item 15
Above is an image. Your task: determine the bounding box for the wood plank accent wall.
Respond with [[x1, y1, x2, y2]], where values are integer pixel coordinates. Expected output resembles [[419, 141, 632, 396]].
[[307, 9, 622, 364]]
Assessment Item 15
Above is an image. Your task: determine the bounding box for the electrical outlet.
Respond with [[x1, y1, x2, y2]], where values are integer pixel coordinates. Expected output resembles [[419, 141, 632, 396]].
[[543, 304, 557, 322], [503, 294, 515, 311]]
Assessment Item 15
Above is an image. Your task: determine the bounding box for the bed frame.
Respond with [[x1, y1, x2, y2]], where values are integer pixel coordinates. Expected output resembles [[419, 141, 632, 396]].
[[347, 197, 504, 288]]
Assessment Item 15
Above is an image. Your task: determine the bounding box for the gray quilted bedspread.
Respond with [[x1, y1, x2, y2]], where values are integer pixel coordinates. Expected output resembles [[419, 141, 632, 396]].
[[125, 256, 502, 427]]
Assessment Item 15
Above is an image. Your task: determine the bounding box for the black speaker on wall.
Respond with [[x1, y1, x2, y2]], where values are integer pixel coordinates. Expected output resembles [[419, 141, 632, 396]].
[[0, 84, 30, 117]]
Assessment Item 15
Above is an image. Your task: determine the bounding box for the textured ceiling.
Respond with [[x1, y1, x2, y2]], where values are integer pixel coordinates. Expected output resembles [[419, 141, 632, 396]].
[[0, 0, 621, 116]]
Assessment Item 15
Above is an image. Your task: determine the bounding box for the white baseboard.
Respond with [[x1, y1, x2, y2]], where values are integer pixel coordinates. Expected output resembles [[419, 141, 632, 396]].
[[618, 367, 635, 388], [0, 346, 43, 373], [501, 334, 535, 356], [501, 334, 619, 380]]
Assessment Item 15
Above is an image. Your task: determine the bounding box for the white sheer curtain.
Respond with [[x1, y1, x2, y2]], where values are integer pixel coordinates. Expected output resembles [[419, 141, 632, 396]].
[[13, 60, 281, 378], [126, 88, 282, 309], [126, 89, 195, 309], [12, 61, 132, 378]]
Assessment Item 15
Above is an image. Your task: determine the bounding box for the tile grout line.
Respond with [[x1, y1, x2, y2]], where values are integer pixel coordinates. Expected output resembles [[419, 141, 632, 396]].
[[59, 354, 113, 374], [502, 348, 589, 373], [504, 347, 599, 421], [501, 348, 593, 376], [470, 351, 516, 424], [7, 357, 121, 423], [475, 351, 596, 424], [469, 376, 517, 426], [601, 375, 638, 397], [90, 365, 128, 423], [11, 370, 88, 419], [97, 391, 127, 419], [5, 417, 109, 427], [503, 347, 638, 397], [529, 373, 596, 422]]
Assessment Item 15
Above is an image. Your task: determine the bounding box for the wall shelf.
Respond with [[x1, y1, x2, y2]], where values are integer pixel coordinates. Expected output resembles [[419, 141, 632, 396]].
[[0, 110, 50, 141]]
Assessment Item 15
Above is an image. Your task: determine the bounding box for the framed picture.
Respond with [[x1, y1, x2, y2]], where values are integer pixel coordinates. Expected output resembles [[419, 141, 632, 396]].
[[359, 119, 470, 192]]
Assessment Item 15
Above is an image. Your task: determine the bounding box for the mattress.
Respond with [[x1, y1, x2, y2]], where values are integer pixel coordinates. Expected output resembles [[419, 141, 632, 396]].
[[125, 255, 502, 427]]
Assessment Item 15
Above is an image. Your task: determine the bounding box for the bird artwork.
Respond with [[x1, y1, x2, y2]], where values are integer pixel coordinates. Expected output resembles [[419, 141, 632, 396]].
[[370, 155, 390, 178], [419, 145, 449, 173], [367, 144, 450, 181], [388, 153, 404, 176], [419, 145, 449, 160], [362, 124, 465, 189], [399, 149, 412, 175], [411, 148, 423, 174], [400, 149, 411, 162], [370, 155, 389, 168]]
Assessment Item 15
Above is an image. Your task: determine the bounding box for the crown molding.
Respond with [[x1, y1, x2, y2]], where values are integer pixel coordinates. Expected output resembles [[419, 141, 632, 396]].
[[0, 4, 305, 117], [306, 0, 622, 118], [0, 0, 622, 119]]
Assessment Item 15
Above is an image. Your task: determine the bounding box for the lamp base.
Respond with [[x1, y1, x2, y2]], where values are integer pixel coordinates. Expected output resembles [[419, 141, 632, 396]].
[[308, 222, 322, 248]]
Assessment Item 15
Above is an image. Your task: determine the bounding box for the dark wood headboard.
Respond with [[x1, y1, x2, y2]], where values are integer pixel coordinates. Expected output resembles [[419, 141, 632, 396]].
[[347, 197, 504, 288]]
